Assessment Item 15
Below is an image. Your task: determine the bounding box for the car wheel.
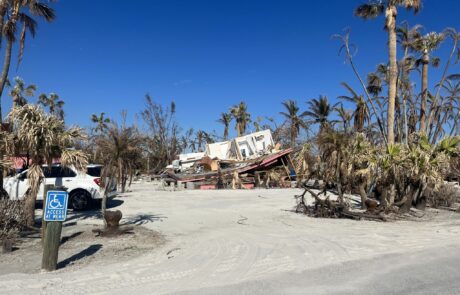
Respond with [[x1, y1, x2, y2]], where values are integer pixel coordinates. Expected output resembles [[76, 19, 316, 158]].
[[70, 190, 92, 211]]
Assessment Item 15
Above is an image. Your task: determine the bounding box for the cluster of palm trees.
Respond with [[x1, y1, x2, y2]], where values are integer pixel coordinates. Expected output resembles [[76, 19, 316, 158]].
[[293, 0, 460, 212], [217, 102, 252, 140]]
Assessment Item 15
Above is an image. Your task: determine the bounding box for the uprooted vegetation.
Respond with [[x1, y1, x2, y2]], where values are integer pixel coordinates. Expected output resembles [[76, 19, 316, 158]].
[[294, 131, 460, 220]]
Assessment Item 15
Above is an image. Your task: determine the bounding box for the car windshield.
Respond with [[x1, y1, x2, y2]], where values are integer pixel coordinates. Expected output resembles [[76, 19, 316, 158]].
[[86, 166, 102, 177]]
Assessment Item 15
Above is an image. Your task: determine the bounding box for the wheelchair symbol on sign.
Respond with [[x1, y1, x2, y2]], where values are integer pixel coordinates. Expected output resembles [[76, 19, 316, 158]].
[[48, 194, 64, 209]]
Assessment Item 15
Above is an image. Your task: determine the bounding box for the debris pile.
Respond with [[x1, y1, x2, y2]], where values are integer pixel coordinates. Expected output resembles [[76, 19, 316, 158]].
[[160, 130, 296, 189], [295, 186, 387, 222]]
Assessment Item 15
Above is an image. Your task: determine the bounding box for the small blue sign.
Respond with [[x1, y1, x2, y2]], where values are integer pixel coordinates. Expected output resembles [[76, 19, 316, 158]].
[[44, 191, 69, 222]]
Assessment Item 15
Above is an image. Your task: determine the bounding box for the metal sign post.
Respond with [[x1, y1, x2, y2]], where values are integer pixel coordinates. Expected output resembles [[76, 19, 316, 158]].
[[42, 190, 69, 271]]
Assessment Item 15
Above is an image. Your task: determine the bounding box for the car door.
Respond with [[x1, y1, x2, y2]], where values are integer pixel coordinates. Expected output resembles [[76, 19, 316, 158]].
[[44, 166, 77, 191], [15, 171, 29, 200]]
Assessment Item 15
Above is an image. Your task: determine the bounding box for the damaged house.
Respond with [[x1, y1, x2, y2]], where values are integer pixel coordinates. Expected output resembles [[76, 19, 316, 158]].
[[163, 130, 295, 189]]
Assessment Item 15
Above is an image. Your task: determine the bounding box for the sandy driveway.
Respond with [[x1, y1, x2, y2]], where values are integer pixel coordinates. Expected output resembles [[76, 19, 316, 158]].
[[0, 183, 459, 294]]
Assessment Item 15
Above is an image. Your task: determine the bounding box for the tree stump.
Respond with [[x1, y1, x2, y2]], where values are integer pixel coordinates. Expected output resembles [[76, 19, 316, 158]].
[[104, 210, 122, 228], [93, 210, 133, 237]]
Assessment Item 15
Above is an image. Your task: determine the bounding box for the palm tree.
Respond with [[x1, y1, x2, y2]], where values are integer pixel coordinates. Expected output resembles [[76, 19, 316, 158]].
[[253, 116, 263, 132], [0, 0, 55, 121], [217, 112, 232, 140], [338, 82, 369, 132], [304, 95, 335, 134], [317, 130, 351, 204], [95, 121, 144, 198], [279, 99, 308, 147], [7, 105, 87, 226], [91, 112, 111, 134], [38, 93, 64, 120], [8, 76, 36, 108], [397, 22, 422, 143], [194, 130, 214, 152], [355, 0, 421, 144], [431, 78, 460, 140], [230, 102, 251, 137], [334, 104, 352, 133], [410, 31, 444, 133]]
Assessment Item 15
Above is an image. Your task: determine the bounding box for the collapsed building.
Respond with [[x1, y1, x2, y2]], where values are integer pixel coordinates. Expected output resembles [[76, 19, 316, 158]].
[[163, 130, 296, 189]]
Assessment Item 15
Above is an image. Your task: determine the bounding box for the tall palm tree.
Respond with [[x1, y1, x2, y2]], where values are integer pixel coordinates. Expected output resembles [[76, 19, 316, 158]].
[[8, 76, 36, 108], [304, 95, 335, 134], [7, 104, 87, 226], [230, 102, 251, 137], [397, 22, 422, 143], [0, 0, 55, 121], [338, 82, 369, 132], [355, 0, 421, 144], [91, 112, 110, 134], [38, 92, 64, 120], [279, 99, 308, 148], [217, 112, 232, 140], [409, 31, 444, 133]]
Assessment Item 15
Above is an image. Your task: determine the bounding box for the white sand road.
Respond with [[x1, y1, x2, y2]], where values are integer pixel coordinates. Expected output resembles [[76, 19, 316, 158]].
[[0, 183, 459, 294]]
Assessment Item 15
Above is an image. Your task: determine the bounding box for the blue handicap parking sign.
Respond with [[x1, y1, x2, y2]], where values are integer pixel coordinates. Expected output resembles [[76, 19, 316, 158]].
[[44, 191, 69, 222]]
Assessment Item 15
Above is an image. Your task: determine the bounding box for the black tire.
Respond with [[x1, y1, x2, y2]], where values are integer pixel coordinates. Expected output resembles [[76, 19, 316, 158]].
[[69, 190, 92, 211]]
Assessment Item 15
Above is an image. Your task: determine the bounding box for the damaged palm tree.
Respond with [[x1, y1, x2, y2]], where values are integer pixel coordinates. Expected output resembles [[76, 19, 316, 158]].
[[7, 105, 88, 227], [93, 116, 142, 234]]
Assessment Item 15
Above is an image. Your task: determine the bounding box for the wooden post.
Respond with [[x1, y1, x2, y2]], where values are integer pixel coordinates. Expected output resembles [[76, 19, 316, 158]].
[[41, 221, 63, 271], [41, 184, 54, 244], [41, 188, 68, 271], [280, 157, 292, 181]]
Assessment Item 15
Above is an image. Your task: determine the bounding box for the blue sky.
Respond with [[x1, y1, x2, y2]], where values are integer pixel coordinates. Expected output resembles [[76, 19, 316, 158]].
[[3, 0, 460, 137]]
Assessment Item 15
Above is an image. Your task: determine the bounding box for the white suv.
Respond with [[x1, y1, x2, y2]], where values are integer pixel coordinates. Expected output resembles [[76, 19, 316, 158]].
[[3, 164, 117, 210]]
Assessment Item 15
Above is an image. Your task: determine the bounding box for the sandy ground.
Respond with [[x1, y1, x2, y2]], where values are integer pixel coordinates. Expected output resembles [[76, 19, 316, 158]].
[[0, 183, 459, 294]]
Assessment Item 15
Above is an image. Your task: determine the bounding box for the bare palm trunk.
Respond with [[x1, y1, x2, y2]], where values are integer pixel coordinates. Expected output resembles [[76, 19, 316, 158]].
[[419, 51, 429, 133], [0, 39, 13, 189], [358, 182, 367, 210], [290, 127, 296, 148], [101, 178, 112, 228], [336, 152, 343, 204], [224, 125, 228, 140], [432, 109, 449, 141], [427, 34, 459, 140], [339, 31, 387, 144], [403, 97, 408, 144], [386, 7, 397, 145], [0, 38, 13, 121]]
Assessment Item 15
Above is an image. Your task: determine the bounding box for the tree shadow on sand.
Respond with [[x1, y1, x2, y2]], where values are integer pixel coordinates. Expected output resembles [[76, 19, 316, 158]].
[[122, 214, 167, 225], [60, 231, 84, 246], [57, 244, 102, 269]]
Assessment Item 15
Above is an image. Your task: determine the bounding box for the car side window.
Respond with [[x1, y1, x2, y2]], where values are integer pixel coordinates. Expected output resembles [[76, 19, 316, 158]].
[[87, 166, 102, 177], [61, 167, 77, 177], [44, 167, 77, 178], [43, 167, 52, 178]]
